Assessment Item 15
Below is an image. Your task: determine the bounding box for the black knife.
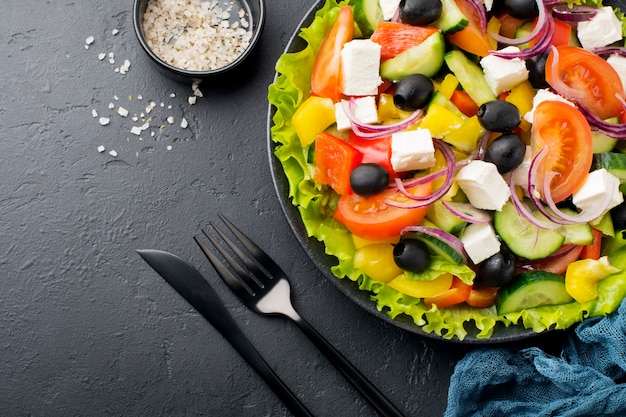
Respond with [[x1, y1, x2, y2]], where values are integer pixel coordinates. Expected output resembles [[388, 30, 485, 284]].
[[136, 249, 314, 417]]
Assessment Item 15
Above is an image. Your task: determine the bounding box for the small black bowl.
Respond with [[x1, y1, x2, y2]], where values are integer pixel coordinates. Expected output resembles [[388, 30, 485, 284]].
[[133, 0, 265, 83]]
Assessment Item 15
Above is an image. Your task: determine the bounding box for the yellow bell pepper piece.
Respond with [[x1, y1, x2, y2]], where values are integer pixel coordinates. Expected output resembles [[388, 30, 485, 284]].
[[292, 96, 336, 146], [419, 103, 464, 138], [438, 74, 459, 99], [565, 256, 621, 303], [352, 234, 399, 249], [354, 243, 403, 283], [377, 93, 414, 124], [443, 115, 483, 153], [505, 81, 535, 132], [388, 272, 454, 298]]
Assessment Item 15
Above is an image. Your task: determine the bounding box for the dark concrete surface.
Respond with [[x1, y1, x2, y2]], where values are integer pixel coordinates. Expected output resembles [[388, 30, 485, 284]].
[[1, 1, 565, 416]]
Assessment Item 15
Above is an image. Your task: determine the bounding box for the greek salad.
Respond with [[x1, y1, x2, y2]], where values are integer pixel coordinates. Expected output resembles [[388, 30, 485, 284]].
[[269, 0, 626, 340]]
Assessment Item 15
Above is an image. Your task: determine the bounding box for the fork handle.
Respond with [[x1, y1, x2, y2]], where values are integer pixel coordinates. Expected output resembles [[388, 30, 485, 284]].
[[293, 315, 405, 417]]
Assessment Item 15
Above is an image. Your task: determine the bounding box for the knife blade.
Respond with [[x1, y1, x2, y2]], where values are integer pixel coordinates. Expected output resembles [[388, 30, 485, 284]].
[[136, 249, 314, 417]]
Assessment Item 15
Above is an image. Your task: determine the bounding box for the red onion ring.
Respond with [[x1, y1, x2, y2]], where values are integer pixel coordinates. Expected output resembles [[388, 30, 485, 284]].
[[551, 3, 598, 22], [509, 170, 562, 229], [577, 102, 626, 139], [342, 98, 423, 139], [489, 0, 546, 46], [490, 13, 554, 60], [384, 139, 456, 208], [546, 45, 586, 103], [467, 0, 487, 33], [442, 201, 492, 224], [400, 225, 469, 264], [593, 46, 626, 57]]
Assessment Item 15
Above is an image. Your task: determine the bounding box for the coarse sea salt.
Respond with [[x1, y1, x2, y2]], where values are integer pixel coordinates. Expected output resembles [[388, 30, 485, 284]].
[[142, 0, 252, 71]]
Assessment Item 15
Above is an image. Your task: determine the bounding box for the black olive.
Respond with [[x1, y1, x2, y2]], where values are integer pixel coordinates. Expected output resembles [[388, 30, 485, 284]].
[[477, 247, 516, 287], [611, 200, 626, 231], [399, 0, 443, 26], [393, 238, 431, 273], [393, 74, 434, 111], [526, 51, 550, 89], [503, 0, 539, 20], [350, 163, 390, 196], [483, 133, 526, 173], [477, 100, 522, 132]]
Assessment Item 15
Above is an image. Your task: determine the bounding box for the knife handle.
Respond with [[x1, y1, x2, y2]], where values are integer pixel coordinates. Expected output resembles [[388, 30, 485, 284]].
[[222, 325, 315, 417]]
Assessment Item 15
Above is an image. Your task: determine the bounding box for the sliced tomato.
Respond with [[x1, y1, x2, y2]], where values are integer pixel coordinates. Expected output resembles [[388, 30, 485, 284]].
[[370, 21, 440, 59], [450, 90, 479, 117], [347, 133, 396, 178], [313, 132, 362, 195], [581, 228, 603, 260], [518, 245, 584, 275], [334, 181, 433, 241], [446, 0, 494, 57], [546, 45, 625, 120], [310, 7, 353, 102], [424, 276, 472, 309], [465, 286, 498, 308], [530, 17, 571, 47], [531, 100, 593, 203]]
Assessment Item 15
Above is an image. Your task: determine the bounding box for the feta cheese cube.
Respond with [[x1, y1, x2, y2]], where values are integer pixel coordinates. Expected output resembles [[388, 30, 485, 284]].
[[480, 47, 529, 95], [577, 7, 623, 50], [390, 128, 436, 172], [461, 223, 501, 264], [607, 54, 626, 91], [456, 160, 511, 211], [572, 169, 623, 218], [511, 146, 532, 190], [341, 39, 382, 96], [379, 0, 401, 20], [335, 102, 351, 131], [524, 89, 575, 124]]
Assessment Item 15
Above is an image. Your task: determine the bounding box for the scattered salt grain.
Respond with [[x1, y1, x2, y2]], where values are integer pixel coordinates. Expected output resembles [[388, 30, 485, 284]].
[[170, 93, 176, 98], [137, 95, 143, 100], [188, 96, 197, 105], [91, 109, 98, 118], [167, 116, 175, 124], [167, 145, 172, 151], [85, 35, 95, 47], [131, 126, 143, 135], [98, 52, 106, 60], [109, 150, 118, 157], [117, 107, 129, 117], [180, 117, 188, 128], [108, 102, 115, 109], [97, 145, 106, 153], [113, 95, 119, 101], [111, 28, 119, 35], [99, 117, 110, 126]]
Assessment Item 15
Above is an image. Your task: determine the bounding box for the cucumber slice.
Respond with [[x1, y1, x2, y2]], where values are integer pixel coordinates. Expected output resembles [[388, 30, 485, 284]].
[[433, 0, 469, 34], [380, 32, 445, 82], [426, 199, 467, 234], [411, 232, 464, 264], [352, 0, 383, 37], [444, 50, 497, 106], [494, 200, 565, 260], [496, 271, 574, 314], [592, 117, 619, 153], [594, 152, 626, 183], [558, 208, 593, 245]]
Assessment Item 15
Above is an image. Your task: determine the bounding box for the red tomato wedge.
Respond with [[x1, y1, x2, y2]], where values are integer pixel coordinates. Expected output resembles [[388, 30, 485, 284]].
[[347, 133, 396, 178], [370, 21, 440, 59], [581, 228, 603, 260], [446, 0, 494, 57], [531, 100, 593, 203], [334, 181, 433, 241], [519, 245, 584, 275], [424, 276, 472, 309], [546, 45, 626, 120], [313, 132, 362, 195], [310, 7, 353, 102], [465, 286, 498, 308]]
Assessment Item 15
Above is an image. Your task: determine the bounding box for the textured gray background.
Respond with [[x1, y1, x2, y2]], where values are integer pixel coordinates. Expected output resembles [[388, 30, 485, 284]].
[[1, 1, 566, 416]]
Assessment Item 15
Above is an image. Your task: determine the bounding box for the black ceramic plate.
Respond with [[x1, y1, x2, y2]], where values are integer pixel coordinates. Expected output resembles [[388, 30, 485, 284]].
[[267, 1, 551, 344]]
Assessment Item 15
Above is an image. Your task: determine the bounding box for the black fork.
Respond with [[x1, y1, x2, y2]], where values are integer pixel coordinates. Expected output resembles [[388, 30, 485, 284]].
[[194, 214, 405, 417]]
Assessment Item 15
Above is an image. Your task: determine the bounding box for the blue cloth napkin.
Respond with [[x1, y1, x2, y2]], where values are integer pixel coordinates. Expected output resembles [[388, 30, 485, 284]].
[[445, 300, 626, 417]]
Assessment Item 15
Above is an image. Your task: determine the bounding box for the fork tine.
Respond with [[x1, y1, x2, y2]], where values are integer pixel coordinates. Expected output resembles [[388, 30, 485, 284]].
[[200, 228, 253, 286], [193, 235, 252, 297], [218, 214, 284, 278], [210, 220, 272, 285]]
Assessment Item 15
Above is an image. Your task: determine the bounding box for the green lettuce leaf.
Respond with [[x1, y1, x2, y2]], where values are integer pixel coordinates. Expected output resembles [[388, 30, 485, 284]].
[[268, 0, 626, 340], [405, 256, 475, 285]]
